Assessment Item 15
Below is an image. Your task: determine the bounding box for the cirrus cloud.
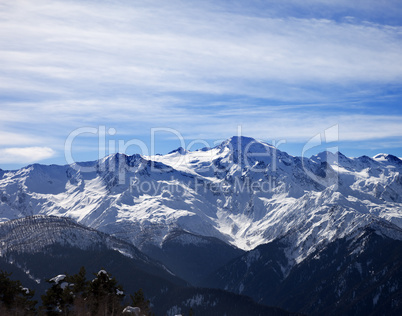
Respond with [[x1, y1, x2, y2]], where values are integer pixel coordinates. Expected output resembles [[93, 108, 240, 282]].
[[0, 147, 55, 164], [0, 0, 401, 168]]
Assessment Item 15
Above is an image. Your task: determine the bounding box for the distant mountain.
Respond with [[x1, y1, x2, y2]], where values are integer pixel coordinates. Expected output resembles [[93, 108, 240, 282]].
[[205, 221, 402, 315], [1, 136, 401, 267], [1, 136, 401, 314]]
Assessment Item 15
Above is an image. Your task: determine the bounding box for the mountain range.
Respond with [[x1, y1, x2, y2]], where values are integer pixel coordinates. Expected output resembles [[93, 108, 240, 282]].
[[0, 136, 401, 314]]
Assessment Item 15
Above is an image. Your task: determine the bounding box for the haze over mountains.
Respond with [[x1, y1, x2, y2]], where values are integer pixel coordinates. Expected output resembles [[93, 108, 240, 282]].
[[0, 136, 401, 314]]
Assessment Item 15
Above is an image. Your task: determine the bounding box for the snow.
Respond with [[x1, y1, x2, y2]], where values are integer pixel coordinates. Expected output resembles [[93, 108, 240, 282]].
[[239, 283, 244, 293], [97, 269, 108, 276], [116, 289, 124, 295], [112, 247, 134, 258], [185, 294, 204, 307], [60, 282, 69, 290], [0, 137, 402, 266], [373, 154, 389, 162], [168, 232, 209, 246], [373, 293, 380, 306], [122, 306, 140, 314], [49, 274, 66, 285], [184, 294, 217, 308], [0, 215, 146, 265], [166, 306, 181, 316], [243, 249, 260, 268], [20, 287, 29, 294]]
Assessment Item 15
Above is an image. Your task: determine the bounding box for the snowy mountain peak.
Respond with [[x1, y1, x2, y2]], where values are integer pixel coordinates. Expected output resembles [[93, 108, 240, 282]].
[[373, 153, 402, 163], [99, 152, 145, 165], [310, 151, 338, 164], [218, 136, 275, 152], [168, 147, 188, 155], [310, 151, 355, 165], [0, 136, 402, 263], [373, 153, 388, 160], [212, 136, 279, 166], [356, 155, 375, 164]]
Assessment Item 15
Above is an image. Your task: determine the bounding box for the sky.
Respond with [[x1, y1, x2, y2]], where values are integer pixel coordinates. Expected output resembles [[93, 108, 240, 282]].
[[0, 0, 402, 170]]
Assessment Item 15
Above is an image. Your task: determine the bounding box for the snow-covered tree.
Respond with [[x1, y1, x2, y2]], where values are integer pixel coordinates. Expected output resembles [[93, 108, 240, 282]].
[[130, 288, 152, 316], [86, 269, 125, 315]]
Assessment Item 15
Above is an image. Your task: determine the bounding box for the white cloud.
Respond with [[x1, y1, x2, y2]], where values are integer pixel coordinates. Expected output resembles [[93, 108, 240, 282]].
[[0, 0, 401, 163], [0, 147, 55, 164], [0, 0, 401, 99], [167, 112, 402, 143], [0, 131, 52, 146]]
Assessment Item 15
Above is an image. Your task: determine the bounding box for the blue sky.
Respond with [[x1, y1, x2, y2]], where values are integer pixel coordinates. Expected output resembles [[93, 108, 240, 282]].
[[0, 0, 402, 169]]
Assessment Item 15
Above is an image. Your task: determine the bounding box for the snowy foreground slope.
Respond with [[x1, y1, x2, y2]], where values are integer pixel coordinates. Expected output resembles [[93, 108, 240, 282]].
[[0, 136, 401, 266], [0, 216, 292, 316], [0, 215, 186, 289]]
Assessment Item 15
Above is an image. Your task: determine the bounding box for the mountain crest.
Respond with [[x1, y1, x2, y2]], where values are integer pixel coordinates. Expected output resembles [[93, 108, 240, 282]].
[[373, 153, 402, 164], [0, 135, 402, 256], [218, 136, 275, 151], [168, 147, 188, 155]]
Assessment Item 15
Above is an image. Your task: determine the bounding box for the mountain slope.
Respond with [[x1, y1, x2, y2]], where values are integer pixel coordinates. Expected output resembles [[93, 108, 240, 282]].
[[159, 287, 299, 316], [0, 216, 294, 316], [0, 136, 401, 266], [205, 221, 402, 315], [142, 229, 244, 285], [0, 216, 186, 293]]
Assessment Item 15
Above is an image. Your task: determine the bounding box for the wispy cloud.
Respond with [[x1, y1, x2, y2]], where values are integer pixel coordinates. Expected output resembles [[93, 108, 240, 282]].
[[1, 0, 401, 95], [0, 0, 401, 167], [0, 131, 53, 146], [0, 147, 55, 164]]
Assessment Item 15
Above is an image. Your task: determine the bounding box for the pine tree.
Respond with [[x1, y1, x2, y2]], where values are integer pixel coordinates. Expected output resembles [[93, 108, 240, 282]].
[[41, 268, 125, 315], [0, 270, 36, 315], [87, 269, 125, 316], [41, 268, 89, 315], [68, 266, 87, 295], [66, 266, 88, 315], [40, 274, 72, 315], [130, 288, 152, 316]]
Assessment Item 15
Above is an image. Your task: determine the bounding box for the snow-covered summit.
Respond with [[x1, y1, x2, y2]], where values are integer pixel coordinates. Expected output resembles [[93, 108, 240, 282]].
[[217, 136, 275, 152], [168, 147, 188, 155], [373, 153, 402, 164], [0, 136, 401, 265]]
